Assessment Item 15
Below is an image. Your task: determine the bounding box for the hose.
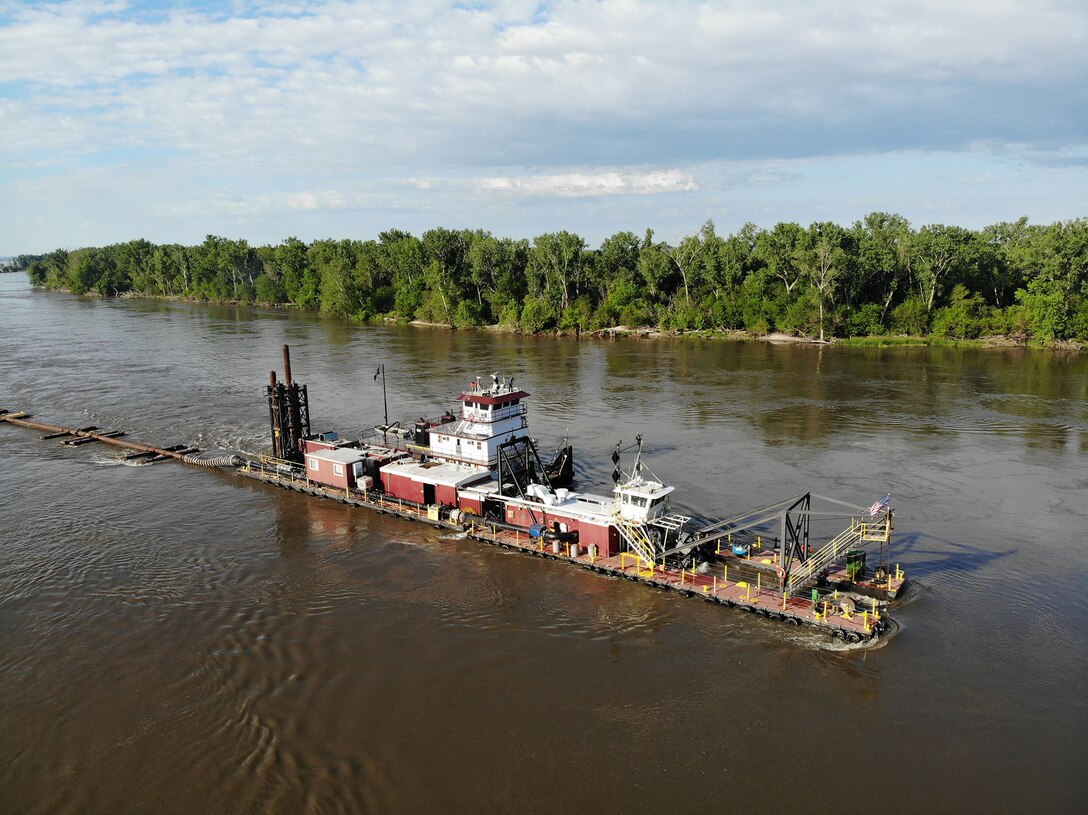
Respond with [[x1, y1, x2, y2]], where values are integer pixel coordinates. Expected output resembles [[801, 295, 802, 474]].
[[183, 452, 243, 468]]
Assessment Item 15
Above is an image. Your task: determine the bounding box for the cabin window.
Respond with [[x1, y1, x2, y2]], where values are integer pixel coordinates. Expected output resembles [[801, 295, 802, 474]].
[[353, 462, 363, 476], [633, 496, 648, 508], [464, 401, 472, 408], [476, 442, 482, 449], [333, 463, 344, 476], [308, 458, 318, 470], [622, 494, 630, 504]]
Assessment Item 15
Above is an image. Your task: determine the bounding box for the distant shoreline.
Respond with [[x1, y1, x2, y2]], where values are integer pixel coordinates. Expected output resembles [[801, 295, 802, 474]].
[[27, 283, 1084, 352]]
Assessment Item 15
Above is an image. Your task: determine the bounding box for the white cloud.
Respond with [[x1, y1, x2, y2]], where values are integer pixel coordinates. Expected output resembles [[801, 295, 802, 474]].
[[475, 169, 697, 197], [1, 1, 1086, 250]]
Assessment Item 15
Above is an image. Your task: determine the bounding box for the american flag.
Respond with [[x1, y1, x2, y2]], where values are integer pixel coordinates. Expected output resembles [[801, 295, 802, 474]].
[[869, 495, 891, 516]]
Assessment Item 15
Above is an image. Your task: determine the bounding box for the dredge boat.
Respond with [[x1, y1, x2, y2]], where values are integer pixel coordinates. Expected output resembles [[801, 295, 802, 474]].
[[0, 345, 906, 642], [246, 347, 906, 641]]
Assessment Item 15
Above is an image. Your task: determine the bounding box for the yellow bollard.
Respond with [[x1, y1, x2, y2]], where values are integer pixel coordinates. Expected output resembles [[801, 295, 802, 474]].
[[757, 573, 761, 592], [723, 564, 728, 585], [863, 610, 870, 633], [756, 535, 761, 550], [782, 592, 787, 611], [822, 600, 828, 620]]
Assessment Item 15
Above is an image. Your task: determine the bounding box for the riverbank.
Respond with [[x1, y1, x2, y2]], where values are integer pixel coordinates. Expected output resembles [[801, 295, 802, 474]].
[[33, 283, 1085, 352]]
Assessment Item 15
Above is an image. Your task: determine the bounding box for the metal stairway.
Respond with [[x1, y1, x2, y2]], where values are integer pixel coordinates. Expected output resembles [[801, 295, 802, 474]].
[[785, 526, 860, 593], [613, 518, 658, 566], [784, 515, 890, 593]]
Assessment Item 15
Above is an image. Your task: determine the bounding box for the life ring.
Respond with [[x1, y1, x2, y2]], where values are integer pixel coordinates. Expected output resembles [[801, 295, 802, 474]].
[[776, 566, 785, 580]]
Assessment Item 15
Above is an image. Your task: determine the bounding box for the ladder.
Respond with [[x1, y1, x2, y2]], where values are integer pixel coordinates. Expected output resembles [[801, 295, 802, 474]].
[[613, 518, 658, 567], [785, 524, 863, 593]]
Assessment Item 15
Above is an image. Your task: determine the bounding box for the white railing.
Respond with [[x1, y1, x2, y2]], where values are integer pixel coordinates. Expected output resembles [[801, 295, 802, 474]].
[[613, 518, 657, 566], [462, 404, 527, 423]]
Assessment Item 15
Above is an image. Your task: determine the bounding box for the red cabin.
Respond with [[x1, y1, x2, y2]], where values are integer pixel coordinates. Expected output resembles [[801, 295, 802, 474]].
[[305, 447, 368, 490]]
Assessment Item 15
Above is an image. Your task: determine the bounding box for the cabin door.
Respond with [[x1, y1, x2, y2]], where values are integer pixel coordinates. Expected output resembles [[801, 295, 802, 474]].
[[423, 483, 436, 505]]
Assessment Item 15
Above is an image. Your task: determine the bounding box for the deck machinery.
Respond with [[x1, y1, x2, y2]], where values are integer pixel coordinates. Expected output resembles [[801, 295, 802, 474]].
[[266, 345, 310, 463]]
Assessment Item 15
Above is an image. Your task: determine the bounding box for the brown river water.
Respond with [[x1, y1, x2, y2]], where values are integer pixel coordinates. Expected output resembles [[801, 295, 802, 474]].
[[1, 274, 1086, 814]]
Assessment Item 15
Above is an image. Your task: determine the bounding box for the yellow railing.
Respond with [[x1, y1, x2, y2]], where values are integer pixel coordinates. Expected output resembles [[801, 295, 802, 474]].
[[785, 525, 862, 594], [619, 551, 655, 577], [614, 518, 657, 571], [854, 514, 891, 542]]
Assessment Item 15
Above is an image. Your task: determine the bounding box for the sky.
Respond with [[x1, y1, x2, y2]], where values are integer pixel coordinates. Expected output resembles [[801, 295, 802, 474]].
[[1, 0, 1086, 254]]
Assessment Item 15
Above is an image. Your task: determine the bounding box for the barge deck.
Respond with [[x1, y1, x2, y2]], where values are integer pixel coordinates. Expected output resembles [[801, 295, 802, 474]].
[[238, 463, 891, 641]]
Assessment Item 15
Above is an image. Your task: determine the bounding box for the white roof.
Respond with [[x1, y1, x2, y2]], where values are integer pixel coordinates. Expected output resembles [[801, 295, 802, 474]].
[[308, 447, 366, 464], [500, 489, 617, 525], [384, 459, 491, 488]]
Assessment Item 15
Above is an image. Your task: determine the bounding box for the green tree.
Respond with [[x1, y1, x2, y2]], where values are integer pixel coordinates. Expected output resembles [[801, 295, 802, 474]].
[[754, 222, 805, 295], [529, 231, 586, 311], [274, 237, 310, 303], [851, 212, 911, 324], [796, 222, 848, 341], [910, 224, 978, 313]]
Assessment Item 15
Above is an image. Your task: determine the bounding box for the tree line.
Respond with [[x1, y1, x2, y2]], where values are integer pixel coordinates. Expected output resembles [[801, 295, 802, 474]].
[[20, 214, 1088, 342]]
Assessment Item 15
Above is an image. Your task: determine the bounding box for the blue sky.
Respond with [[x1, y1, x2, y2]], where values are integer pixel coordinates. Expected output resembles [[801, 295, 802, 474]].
[[1, 0, 1086, 253]]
